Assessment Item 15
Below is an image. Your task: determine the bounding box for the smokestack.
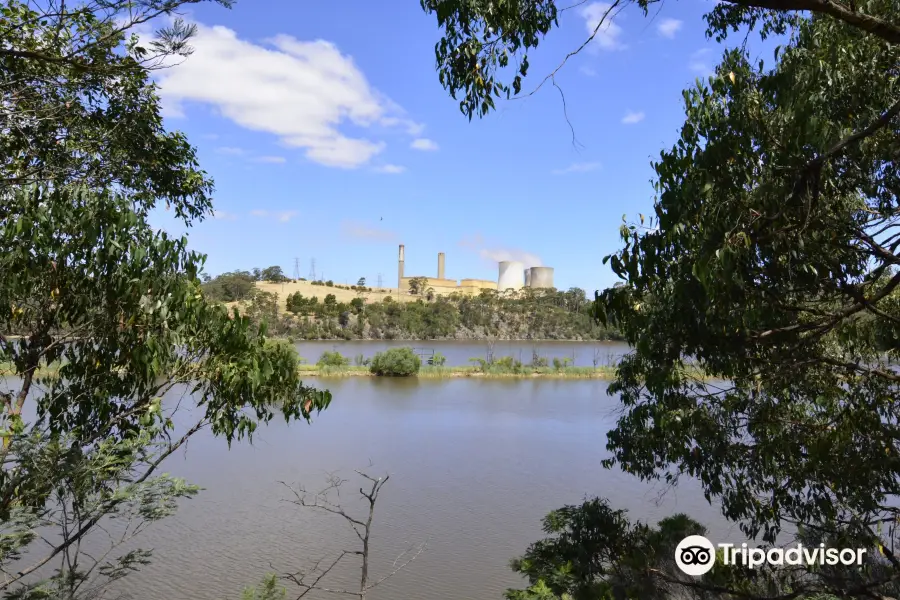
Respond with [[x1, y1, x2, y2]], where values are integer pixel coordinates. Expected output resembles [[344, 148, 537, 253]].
[[438, 252, 445, 279], [398, 244, 405, 287]]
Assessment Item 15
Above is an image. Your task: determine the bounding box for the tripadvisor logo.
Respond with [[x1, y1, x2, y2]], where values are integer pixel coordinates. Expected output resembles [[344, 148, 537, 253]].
[[675, 535, 716, 576], [675, 535, 868, 576]]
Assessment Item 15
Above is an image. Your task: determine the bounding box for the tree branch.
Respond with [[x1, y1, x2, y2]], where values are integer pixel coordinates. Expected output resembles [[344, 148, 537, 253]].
[[280, 468, 422, 600], [725, 0, 900, 45], [2, 418, 207, 590]]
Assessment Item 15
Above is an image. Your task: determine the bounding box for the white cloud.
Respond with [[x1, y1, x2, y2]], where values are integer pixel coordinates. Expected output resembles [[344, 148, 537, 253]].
[[341, 220, 397, 242], [657, 18, 683, 38], [689, 48, 714, 74], [382, 117, 425, 136], [580, 3, 626, 51], [154, 24, 424, 169], [216, 146, 245, 155], [622, 110, 645, 124], [579, 66, 598, 77], [552, 162, 602, 175], [276, 210, 299, 223], [410, 138, 439, 151], [212, 210, 237, 220], [459, 234, 543, 267], [252, 155, 287, 164], [374, 164, 406, 174], [250, 209, 298, 222]]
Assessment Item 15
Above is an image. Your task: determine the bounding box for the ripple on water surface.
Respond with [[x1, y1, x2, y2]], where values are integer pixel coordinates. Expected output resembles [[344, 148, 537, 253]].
[[83, 377, 725, 600]]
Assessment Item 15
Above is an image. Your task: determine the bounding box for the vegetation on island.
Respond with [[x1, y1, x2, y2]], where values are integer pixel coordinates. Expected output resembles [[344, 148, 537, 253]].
[[416, 0, 900, 598], [369, 347, 422, 376], [293, 347, 684, 380]]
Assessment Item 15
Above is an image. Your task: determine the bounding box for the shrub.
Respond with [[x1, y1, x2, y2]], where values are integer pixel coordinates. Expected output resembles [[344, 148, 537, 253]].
[[530, 354, 549, 368], [317, 350, 349, 367], [264, 338, 298, 357], [552, 357, 573, 370], [370, 347, 421, 376], [494, 356, 520, 369], [325, 280, 334, 287], [494, 356, 524, 372], [430, 352, 446, 366], [469, 357, 487, 371]]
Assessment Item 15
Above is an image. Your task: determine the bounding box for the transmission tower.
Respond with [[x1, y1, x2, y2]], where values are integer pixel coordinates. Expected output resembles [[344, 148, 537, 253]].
[[293, 257, 300, 280], [308, 258, 316, 281], [377, 273, 383, 288]]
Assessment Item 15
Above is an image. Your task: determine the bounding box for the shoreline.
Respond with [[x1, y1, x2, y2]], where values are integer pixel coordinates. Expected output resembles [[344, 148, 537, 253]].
[[283, 338, 626, 343], [0, 363, 721, 382], [0, 362, 618, 380], [299, 365, 618, 379]]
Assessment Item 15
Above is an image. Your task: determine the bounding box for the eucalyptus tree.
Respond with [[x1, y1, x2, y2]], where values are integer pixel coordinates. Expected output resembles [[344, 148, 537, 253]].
[[423, 0, 900, 597], [0, 1, 331, 597]]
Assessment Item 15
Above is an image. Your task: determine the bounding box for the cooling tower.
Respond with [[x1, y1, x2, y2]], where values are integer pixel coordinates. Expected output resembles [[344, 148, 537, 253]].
[[529, 267, 554, 289], [524, 269, 532, 287], [498, 261, 525, 291], [438, 252, 445, 279]]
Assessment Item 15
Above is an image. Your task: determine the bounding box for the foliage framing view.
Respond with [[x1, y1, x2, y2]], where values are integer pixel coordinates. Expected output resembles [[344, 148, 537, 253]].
[[0, 1, 330, 598], [423, 0, 900, 598]]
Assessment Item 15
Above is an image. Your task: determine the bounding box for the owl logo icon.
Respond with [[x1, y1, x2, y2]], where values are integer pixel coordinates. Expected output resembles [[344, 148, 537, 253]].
[[675, 535, 716, 576]]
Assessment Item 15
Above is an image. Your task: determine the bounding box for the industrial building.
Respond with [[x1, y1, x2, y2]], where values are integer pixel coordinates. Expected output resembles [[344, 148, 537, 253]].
[[396, 245, 554, 295]]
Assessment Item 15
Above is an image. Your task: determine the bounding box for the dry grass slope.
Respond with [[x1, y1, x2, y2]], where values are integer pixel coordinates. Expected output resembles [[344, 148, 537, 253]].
[[255, 280, 419, 310]]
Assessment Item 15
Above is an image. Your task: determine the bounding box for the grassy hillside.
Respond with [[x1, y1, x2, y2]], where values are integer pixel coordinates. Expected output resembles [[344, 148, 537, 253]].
[[254, 280, 416, 307]]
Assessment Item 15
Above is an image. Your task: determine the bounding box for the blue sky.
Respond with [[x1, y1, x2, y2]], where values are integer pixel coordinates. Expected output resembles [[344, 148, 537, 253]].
[[149, 0, 736, 292]]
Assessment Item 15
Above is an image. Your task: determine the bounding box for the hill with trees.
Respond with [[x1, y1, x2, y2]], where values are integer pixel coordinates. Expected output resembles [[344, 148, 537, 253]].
[[201, 271, 620, 340]]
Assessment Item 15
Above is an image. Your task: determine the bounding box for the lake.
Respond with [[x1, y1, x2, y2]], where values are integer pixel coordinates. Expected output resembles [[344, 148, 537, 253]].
[[293, 339, 630, 368], [99, 373, 740, 600]]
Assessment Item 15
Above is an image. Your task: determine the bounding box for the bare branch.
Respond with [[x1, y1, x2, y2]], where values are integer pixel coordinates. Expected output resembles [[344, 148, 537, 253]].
[[364, 541, 428, 591], [279, 468, 424, 600], [517, 0, 625, 101]]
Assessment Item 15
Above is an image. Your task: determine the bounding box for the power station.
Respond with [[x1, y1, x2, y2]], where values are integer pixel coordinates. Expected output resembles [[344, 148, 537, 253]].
[[396, 245, 554, 295]]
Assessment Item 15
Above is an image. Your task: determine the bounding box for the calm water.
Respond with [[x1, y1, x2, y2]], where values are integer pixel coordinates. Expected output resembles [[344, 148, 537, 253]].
[[91, 377, 740, 600], [294, 340, 630, 367]]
